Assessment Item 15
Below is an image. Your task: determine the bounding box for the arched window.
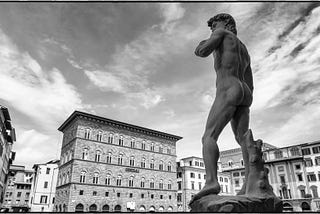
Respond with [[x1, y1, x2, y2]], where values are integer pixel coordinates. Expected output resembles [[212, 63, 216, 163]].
[[168, 206, 173, 212], [150, 178, 155, 189], [130, 156, 135, 167], [84, 128, 91, 139], [82, 148, 89, 160], [118, 135, 124, 146], [89, 204, 97, 212], [95, 150, 101, 162], [159, 206, 164, 212], [80, 171, 86, 183], [168, 180, 172, 190], [128, 176, 134, 187], [108, 133, 114, 144], [167, 147, 171, 154], [93, 172, 99, 184], [141, 158, 146, 168], [159, 161, 164, 171], [141, 177, 145, 188], [141, 141, 146, 150], [105, 174, 111, 185], [102, 205, 109, 212], [97, 131, 102, 142], [63, 204, 67, 212], [59, 205, 62, 212], [75, 203, 84, 212], [151, 143, 154, 151], [118, 154, 123, 165], [159, 179, 163, 189], [167, 162, 172, 172], [114, 205, 121, 212], [150, 159, 154, 169], [130, 139, 135, 148], [106, 152, 112, 163], [116, 175, 122, 186]]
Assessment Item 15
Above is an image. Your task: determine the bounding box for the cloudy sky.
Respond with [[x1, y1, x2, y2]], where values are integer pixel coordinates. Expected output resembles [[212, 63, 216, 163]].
[[1, 2, 320, 169]]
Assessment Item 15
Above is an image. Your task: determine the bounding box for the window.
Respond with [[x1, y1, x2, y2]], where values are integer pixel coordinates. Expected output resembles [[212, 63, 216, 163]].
[[128, 176, 134, 187], [108, 133, 114, 144], [141, 141, 146, 150], [168, 181, 172, 190], [302, 148, 311, 155], [190, 172, 195, 178], [307, 173, 317, 182], [240, 159, 244, 166], [17, 192, 21, 197], [219, 177, 223, 182], [97, 131, 102, 142], [312, 146, 320, 154], [305, 159, 313, 167], [130, 156, 135, 167], [80, 171, 86, 183], [159, 146, 163, 153], [40, 195, 48, 204], [160, 195, 163, 199], [274, 150, 283, 159], [44, 181, 48, 188], [116, 175, 122, 186], [198, 174, 201, 179], [178, 181, 182, 190], [105, 174, 111, 185], [278, 166, 284, 172], [150, 179, 155, 189], [198, 182, 202, 190], [130, 139, 135, 148], [82, 148, 89, 160], [151, 194, 154, 199], [228, 160, 233, 167], [297, 174, 303, 181], [291, 147, 301, 156], [105, 192, 109, 197], [300, 189, 306, 198], [117, 193, 121, 197], [311, 186, 319, 198], [235, 179, 240, 187], [93, 191, 97, 196], [106, 152, 112, 163], [233, 172, 240, 177], [195, 161, 199, 166], [315, 157, 320, 166], [295, 164, 301, 170], [151, 143, 154, 151], [141, 194, 144, 198], [141, 178, 145, 188], [167, 162, 172, 172], [150, 159, 154, 169], [118, 154, 123, 165], [129, 193, 133, 198], [191, 182, 195, 190], [93, 172, 99, 184], [169, 195, 172, 200], [118, 135, 124, 146], [84, 128, 91, 139], [25, 192, 30, 199], [95, 151, 101, 162], [189, 161, 192, 166], [79, 190, 84, 195], [141, 158, 146, 168], [159, 161, 163, 170], [46, 168, 50, 174], [167, 147, 171, 154], [159, 179, 163, 189], [280, 175, 286, 183], [177, 193, 182, 202]]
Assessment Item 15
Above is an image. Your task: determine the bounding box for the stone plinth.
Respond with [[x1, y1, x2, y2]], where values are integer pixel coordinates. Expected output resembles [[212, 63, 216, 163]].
[[189, 194, 283, 212]]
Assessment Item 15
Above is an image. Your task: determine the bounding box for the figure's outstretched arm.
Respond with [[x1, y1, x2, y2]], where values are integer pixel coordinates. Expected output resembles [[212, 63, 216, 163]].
[[195, 29, 225, 57]]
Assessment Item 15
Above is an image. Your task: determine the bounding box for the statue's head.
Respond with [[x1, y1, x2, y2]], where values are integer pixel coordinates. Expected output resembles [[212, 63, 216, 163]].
[[207, 13, 237, 35]]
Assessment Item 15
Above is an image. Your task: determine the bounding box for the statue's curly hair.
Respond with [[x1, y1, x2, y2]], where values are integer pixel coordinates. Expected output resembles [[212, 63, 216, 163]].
[[207, 13, 237, 35]]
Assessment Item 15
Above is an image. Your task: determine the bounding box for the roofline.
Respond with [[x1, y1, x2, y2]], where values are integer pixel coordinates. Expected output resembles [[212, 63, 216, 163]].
[[180, 156, 202, 160], [58, 111, 183, 141]]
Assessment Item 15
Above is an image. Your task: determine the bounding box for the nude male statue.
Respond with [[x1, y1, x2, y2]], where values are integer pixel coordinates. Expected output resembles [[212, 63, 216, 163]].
[[190, 13, 253, 203]]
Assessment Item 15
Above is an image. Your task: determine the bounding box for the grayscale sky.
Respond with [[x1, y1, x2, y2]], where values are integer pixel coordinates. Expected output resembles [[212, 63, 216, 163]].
[[0, 2, 320, 168]]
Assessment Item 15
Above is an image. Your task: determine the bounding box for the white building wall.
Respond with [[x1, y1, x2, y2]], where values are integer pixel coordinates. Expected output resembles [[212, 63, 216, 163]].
[[30, 162, 58, 212]]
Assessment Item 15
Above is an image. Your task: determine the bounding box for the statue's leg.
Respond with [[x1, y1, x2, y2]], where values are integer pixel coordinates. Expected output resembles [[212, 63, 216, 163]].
[[189, 97, 236, 205], [231, 106, 250, 195]]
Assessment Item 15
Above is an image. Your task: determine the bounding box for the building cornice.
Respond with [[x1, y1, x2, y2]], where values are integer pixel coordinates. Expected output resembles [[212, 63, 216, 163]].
[[58, 111, 182, 141]]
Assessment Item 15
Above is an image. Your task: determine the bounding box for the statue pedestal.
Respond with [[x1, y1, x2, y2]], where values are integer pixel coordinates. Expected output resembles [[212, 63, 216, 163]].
[[189, 194, 283, 212]]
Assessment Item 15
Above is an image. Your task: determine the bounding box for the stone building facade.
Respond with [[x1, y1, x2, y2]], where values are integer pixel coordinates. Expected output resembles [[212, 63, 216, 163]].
[[2, 165, 34, 212], [0, 105, 16, 208], [176, 156, 231, 212], [54, 111, 182, 212]]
